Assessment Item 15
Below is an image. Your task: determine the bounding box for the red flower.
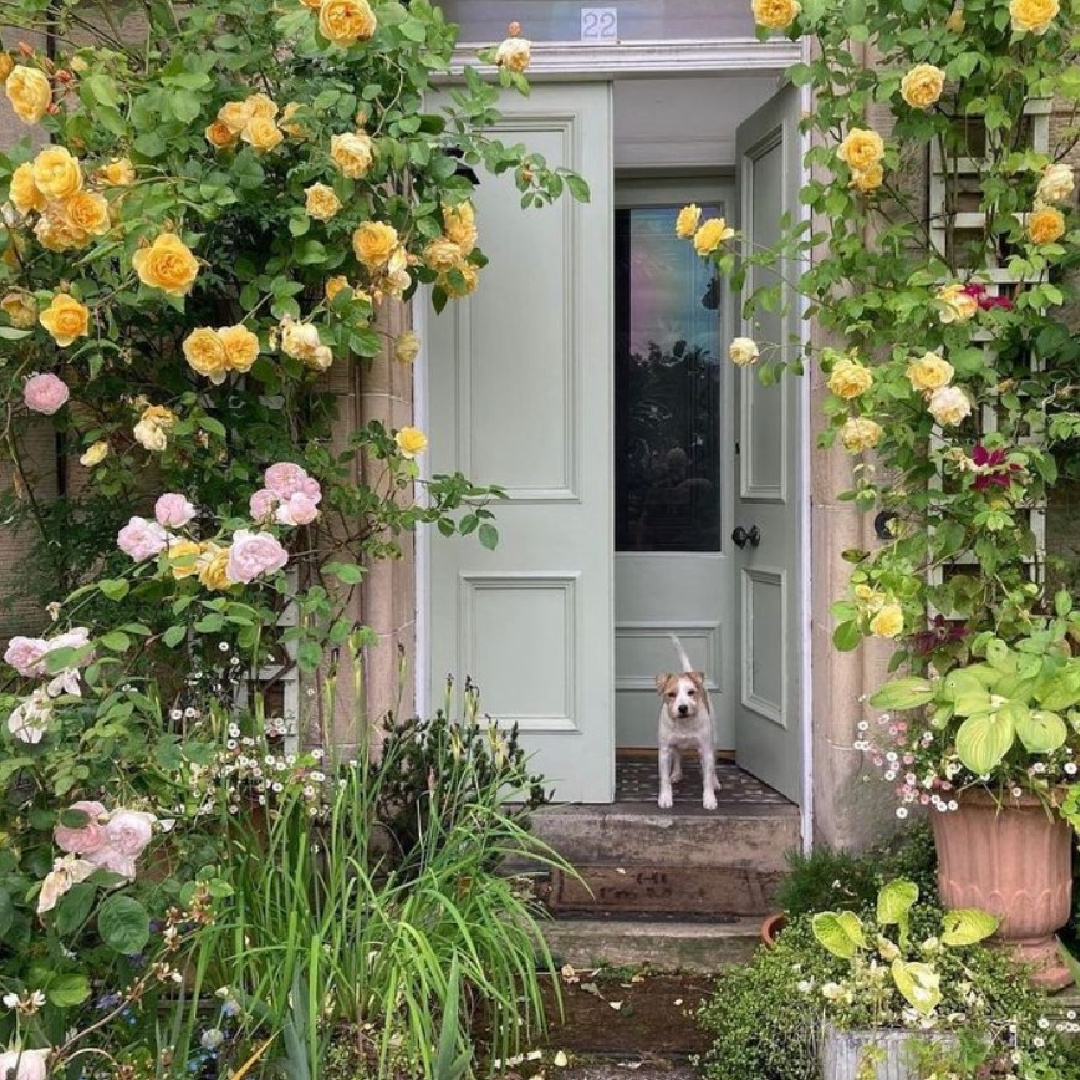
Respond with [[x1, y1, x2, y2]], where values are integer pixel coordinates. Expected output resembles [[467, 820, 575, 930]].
[[911, 615, 967, 657], [960, 283, 1012, 311], [971, 443, 1021, 490]]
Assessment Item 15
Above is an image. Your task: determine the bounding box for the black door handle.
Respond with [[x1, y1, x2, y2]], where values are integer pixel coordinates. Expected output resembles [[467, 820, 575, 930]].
[[731, 525, 761, 549]]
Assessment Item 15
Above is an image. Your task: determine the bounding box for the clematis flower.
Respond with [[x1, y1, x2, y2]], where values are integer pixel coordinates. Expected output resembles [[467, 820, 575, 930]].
[[971, 444, 1021, 490]]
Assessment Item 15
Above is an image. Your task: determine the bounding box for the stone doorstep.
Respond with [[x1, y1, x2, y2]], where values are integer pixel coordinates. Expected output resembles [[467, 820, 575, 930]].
[[541, 916, 763, 975]]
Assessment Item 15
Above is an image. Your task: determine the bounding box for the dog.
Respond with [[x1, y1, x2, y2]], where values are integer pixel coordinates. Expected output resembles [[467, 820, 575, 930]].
[[656, 635, 718, 810]]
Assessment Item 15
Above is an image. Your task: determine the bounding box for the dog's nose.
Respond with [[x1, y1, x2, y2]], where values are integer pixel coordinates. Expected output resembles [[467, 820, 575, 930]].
[[677, 704, 689, 716]]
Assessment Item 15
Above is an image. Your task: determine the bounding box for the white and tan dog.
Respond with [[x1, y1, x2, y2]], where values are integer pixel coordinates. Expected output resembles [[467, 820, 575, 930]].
[[656, 635, 718, 810]]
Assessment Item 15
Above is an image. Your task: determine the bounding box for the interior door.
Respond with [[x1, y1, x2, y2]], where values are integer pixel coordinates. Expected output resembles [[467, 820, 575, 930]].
[[427, 83, 615, 803], [732, 86, 804, 803]]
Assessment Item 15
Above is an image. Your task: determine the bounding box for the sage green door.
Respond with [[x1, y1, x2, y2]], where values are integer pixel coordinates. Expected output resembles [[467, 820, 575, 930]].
[[613, 181, 735, 751], [731, 86, 804, 804], [427, 83, 615, 804]]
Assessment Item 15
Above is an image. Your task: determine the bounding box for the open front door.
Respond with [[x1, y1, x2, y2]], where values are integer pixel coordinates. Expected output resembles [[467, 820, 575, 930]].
[[427, 84, 615, 803], [731, 86, 804, 804]]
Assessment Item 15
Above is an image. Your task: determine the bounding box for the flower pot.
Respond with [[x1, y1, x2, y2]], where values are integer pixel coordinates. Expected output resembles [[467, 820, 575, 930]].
[[820, 1025, 956, 1080], [760, 911, 786, 948], [933, 789, 1073, 990]]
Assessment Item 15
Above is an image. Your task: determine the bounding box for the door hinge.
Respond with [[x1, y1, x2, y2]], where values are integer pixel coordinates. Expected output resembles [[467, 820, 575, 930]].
[[734, 441, 741, 455]]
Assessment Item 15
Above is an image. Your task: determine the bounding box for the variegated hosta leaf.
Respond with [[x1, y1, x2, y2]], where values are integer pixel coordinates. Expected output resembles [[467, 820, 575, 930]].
[[877, 879, 918, 927], [868, 677, 935, 710], [812, 910, 866, 959], [955, 710, 1015, 775], [941, 908, 1000, 947], [891, 959, 941, 1015]]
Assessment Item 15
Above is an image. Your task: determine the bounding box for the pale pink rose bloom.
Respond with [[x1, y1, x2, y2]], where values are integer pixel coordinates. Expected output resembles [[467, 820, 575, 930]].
[[275, 492, 320, 527], [55, 799, 109, 855], [4, 636, 49, 677], [0, 1048, 50, 1080], [155, 492, 197, 528], [24, 372, 70, 415], [117, 516, 169, 561], [249, 488, 278, 522], [264, 462, 321, 503], [7, 690, 51, 744], [104, 809, 155, 857], [37, 854, 96, 913], [45, 668, 82, 698], [226, 529, 289, 584], [85, 845, 137, 880]]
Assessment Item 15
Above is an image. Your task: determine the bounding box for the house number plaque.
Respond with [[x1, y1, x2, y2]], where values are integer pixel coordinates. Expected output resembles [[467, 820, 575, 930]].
[[580, 7, 618, 40]]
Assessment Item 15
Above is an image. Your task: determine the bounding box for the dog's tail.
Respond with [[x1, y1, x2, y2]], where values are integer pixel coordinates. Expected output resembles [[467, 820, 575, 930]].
[[669, 634, 694, 674]]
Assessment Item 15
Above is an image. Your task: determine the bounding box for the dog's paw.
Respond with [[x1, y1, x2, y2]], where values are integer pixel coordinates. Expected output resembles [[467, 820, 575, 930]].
[[658, 789, 673, 809], [703, 790, 718, 811]]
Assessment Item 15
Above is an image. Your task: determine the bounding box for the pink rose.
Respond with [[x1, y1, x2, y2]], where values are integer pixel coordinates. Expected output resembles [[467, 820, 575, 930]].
[[104, 809, 155, 857], [24, 372, 70, 415], [264, 462, 321, 503], [154, 492, 196, 528], [275, 492, 320, 527], [249, 488, 278, 522], [226, 530, 289, 584], [85, 845, 136, 880], [55, 799, 109, 855], [117, 516, 168, 562], [4, 636, 49, 677]]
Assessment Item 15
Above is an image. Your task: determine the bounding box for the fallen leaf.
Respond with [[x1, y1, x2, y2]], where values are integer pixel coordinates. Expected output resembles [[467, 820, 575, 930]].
[[553, 1052, 568, 1068], [615, 867, 627, 874], [580, 982, 600, 997], [526, 1051, 543, 1062], [609, 1000, 623, 1010]]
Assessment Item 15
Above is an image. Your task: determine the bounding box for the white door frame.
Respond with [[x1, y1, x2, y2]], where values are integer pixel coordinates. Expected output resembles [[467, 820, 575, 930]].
[[416, 39, 813, 847]]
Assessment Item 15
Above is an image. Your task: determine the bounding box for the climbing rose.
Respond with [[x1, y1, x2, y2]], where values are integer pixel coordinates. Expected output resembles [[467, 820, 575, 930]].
[[55, 800, 109, 855], [117, 516, 169, 562], [155, 493, 196, 528], [250, 489, 278, 522], [275, 493, 320, 527], [264, 462, 321, 502], [23, 372, 70, 414], [104, 810, 155, 858], [226, 530, 289, 584]]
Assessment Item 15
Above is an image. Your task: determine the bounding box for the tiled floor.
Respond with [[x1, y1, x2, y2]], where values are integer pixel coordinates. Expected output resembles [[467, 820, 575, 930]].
[[615, 756, 793, 807]]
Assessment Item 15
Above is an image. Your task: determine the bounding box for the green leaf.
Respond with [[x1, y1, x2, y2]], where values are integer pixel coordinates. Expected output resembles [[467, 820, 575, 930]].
[[812, 911, 865, 959], [832, 620, 861, 652], [297, 641, 323, 672], [54, 882, 97, 936], [565, 174, 591, 203], [890, 959, 941, 1015], [0, 326, 33, 340], [955, 711, 1015, 775], [477, 523, 498, 550], [97, 895, 150, 955], [47, 972, 91, 1007], [163, 625, 187, 648], [99, 631, 131, 653], [324, 562, 364, 585], [869, 677, 935, 710], [941, 908, 999, 946], [99, 579, 130, 601], [877, 879, 918, 926], [1013, 708, 1066, 754], [0, 889, 12, 938]]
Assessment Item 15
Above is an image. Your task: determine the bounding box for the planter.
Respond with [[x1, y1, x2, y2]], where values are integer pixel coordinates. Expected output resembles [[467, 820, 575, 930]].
[[933, 789, 1073, 990], [820, 1025, 957, 1080], [760, 911, 786, 948]]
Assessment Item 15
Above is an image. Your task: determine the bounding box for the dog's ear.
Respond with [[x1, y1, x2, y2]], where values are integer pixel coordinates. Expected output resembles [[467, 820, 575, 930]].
[[655, 673, 670, 694], [691, 671, 706, 687]]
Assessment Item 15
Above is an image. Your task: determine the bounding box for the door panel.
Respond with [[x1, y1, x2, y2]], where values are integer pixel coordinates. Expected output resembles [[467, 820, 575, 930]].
[[427, 83, 615, 803], [732, 86, 803, 803]]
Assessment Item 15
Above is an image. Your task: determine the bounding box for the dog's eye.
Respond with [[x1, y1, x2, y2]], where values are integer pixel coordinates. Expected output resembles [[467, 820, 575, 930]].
[[687, 689, 696, 697], [666, 691, 676, 699]]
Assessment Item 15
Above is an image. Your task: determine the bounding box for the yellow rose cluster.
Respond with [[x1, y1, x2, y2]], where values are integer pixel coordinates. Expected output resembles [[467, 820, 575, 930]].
[[133, 233, 200, 296], [168, 539, 232, 591], [279, 316, 333, 371], [183, 325, 261, 384], [838, 128, 885, 193], [905, 352, 971, 428], [673, 204, 737, 255], [936, 283, 978, 324], [826, 352, 873, 400], [312, 0, 378, 47], [39, 294, 90, 347], [900, 64, 945, 110], [206, 93, 290, 153], [751, 0, 801, 31], [350, 220, 415, 300], [4, 64, 51, 124], [133, 405, 177, 452], [1009, 0, 1059, 34], [826, 351, 880, 455]]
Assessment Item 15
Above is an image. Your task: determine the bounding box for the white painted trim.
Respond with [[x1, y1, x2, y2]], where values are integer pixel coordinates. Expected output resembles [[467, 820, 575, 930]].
[[450, 39, 801, 78], [414, 298, 431, 721]]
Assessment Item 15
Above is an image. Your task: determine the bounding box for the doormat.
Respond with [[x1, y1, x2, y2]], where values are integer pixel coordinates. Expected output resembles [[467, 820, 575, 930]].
[[546, 864, 783, 917]]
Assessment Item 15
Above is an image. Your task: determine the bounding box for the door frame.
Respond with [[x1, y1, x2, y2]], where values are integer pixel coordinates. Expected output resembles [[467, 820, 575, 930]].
[[416, 41, 814, 847]]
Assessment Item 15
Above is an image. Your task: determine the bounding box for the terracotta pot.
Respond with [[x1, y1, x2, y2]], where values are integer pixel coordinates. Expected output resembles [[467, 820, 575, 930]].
[[932, 789, 1073, 990], [760, 911, 786, 948]]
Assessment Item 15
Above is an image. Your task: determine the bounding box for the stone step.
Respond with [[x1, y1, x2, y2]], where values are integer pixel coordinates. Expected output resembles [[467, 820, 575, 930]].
[[542, 915, 763, 974]]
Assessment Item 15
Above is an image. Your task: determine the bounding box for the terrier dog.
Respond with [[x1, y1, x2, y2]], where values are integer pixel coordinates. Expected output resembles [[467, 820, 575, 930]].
[[656, 635, 718, 810]]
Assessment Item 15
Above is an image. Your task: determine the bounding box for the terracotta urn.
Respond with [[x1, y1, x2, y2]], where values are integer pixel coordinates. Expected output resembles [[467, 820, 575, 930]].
[[932, 789, 1073, 990], [760, 911, 786, 948]]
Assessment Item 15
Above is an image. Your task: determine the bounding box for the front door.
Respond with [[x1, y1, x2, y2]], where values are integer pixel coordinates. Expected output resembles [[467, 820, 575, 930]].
[[613, 181, 735, 752], [426, 83, 616, 804], [731, 86, 804, 803]]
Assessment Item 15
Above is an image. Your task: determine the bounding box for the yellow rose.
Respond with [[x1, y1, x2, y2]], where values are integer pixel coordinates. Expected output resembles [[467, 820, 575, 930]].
[[133, 405, 176, 452], [395, 426, 428, 459], [205, 119, 239, 150], [5, 66, 52, 124], [827, 356, 873, 399], [198, 544, 233, 591], [422, 236, 464, 272], [675, 204, 701, 239], [442, 201, 477, 251], [854, 584, 887, 611], [34, 206, 87, 251], [1037, 163, 1074, 205], [438, 261, 478, 298], [305, 182, 342, 221], [900, 64, 945, 109], [241, 117, 283, 153], [62, 191, 111, 237], [495, 36, 531, 72], [377, 246, 413, 300], [167, 538, 203, 580], [79, 440, 108, 467], [693, 217, 736, 255], [728, 337, 760, 366], [330, 131, 376, 178], [39, 294, 90, 347], [946, 4, 965, 31], [217, 100, 254, 135], [352, 221, 398, 268], [0, 54, 13, 84], [133, 233, 200, 296], [869, 603, 904, 640], [850, 164, 883, 193], [840, 417, 882, 453], [280, 317, 331, 370], [32, 147, 83, 199], [936, 283, 978, 324], [927, 386, 972, 427], [1009, 0, 1059, 34], [183, 328, 229, 383], [9, 162, 45, 215], [837, 128, 885, 172], [394, 330, 421, 365], [325, 275, 352, 303], [1027, 206, 1065, 245], [99, 158, 136, 187], [906, 352, 954, 392], [1, 289, 36, 328], [751, 0, 801, 29], [320, 0, 378, 45], [218, 324, 260, 374], [245, 92, 278, 120]]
